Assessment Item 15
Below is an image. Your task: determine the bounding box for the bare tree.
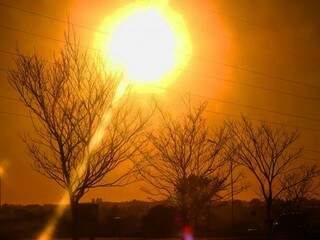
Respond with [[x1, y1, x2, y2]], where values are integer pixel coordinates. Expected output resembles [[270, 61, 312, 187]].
[[138, 100, 240, 231], [9, 34, 148, 240], [280, 165, 319, 213], [227, 117, 306, 238]]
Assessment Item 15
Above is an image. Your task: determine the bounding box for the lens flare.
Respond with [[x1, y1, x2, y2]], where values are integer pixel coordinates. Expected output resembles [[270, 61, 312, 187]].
[[38, 1, 192, 239], [183, 225, 194, 240], [94, 0, 192, 91], [37, 81, 129, 240], [37, 195, 69, 240]]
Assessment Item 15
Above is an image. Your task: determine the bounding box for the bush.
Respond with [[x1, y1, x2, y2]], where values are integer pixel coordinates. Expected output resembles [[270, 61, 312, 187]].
[[142, 204, 178, 237]]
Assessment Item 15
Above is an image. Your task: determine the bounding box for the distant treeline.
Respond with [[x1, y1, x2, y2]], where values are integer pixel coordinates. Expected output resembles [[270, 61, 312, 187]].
[[1, 199, 320, 239]]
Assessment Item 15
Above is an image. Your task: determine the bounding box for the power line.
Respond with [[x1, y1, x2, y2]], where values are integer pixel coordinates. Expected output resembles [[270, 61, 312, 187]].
[[0, 110, 29, 118], [304, 149, 320, 154], [1, 49, 320, 104], [0, 23, 63, 43], [0, 0, 315, 45], [0, 1, 109, 35], [206, 119, 319, 158], [204, 109, 320, 134], [1, 64, 320, 132], [146, 84, 320, 123], [1, 69, 320, 124], [1, 21, 319, 93], [0, 104, 320, 137], [196, 56, 320, 90], [180, 89, 320, 123], [182, 69, 320, 102], [0, 3, 319, 183], [0, 95, 20, 102], [0, 93, 319, 153], [1, 90, 320, 135], [1, 0, 318, 60], [199, 72, 320, 102], [4, 83, 320, 123], [0, 49, 18, 57], [192, 1, 317, 44], [0, 108, 319, 160], [0, 8, 319, 132], [0, 2, 320, 90]]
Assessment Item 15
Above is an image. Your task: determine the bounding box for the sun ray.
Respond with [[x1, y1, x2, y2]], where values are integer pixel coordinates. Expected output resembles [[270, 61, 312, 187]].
[[38, 1, 192, 239], [37, 81, 129, 240]]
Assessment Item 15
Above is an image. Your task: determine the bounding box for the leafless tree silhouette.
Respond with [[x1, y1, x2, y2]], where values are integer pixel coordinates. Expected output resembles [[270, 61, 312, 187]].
[[280, 165, 319, 213], [226, 117, 307, 238], [138, 100, 241, 230], [9, 33, 149, 240]]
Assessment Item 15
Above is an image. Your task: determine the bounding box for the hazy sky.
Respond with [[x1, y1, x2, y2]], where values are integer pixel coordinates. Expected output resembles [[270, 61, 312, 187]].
[[0, 0, 319, 204]]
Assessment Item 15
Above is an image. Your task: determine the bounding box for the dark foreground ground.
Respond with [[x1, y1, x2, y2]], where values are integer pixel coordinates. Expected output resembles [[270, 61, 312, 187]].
[[23, 238, 274, 240], [23, 237, 310, 240], [2, 200, 319, 240]]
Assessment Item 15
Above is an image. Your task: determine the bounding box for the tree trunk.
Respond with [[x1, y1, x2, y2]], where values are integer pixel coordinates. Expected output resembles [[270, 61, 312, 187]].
[[206, 204, 211, 236], [70, 197, 79, 240], [266, 199, 273, 240], [180, 186, 188, 227], [181, 200, 188, 227], [193, 212, 199, 236]]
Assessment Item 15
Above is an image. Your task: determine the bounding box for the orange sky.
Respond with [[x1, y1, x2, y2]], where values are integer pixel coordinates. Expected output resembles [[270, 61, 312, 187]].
[[0, 0, 319, 204]]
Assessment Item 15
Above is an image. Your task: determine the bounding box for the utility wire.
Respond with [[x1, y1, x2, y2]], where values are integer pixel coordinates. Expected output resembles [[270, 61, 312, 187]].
[[1, 85, 320, 123], [0, 2, 319, 90], [2, 19, 319, 91], [2, 63, 320, 123], [0, 95, 20, 102], [0, 5, 319, 140], [1, 88, 320, 135], [0, 0, 317, 52], [1, 49, 320, 103], [0, 1, 109, 35], [1, 91, 319, 153], [0, 110, 29, 118], [1, 107, 320, 163], [197, 56, 320, 89], [0, 108, 319, 160], [0, 23, 63, 43], [0, 106, 320, 134], [1, 52, 320, 128]]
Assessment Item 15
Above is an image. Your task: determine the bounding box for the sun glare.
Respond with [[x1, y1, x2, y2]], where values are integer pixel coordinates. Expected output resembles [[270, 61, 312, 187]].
[[94, 0, 192, 89], [108, 8, 175, 83]]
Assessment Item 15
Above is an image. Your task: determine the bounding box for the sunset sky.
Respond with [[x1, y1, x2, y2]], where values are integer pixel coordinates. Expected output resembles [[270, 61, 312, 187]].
[[0, 0, 319, 204]]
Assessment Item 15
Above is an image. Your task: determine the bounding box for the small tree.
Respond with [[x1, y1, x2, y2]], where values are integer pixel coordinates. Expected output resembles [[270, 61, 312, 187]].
[[227, 117, 307, 239], [175, 174, 230, 233], [9, 34, 148, 239], [139, 101, 237, 232], [280, 165, 319, 213]]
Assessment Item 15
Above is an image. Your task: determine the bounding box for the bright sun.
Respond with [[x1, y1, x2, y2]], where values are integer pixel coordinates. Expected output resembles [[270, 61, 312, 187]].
[[94, 0, 192, 89]]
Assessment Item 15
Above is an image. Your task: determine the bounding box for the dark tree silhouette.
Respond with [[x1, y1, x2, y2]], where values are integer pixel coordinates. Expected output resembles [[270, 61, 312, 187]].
[[139, 100, 239, 231], [175, 174, 231, 233], [9, 34, 148, 240], [143, 204, 177, 237], [226, 117, 309, 239], [280, 165, 319, 213]]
